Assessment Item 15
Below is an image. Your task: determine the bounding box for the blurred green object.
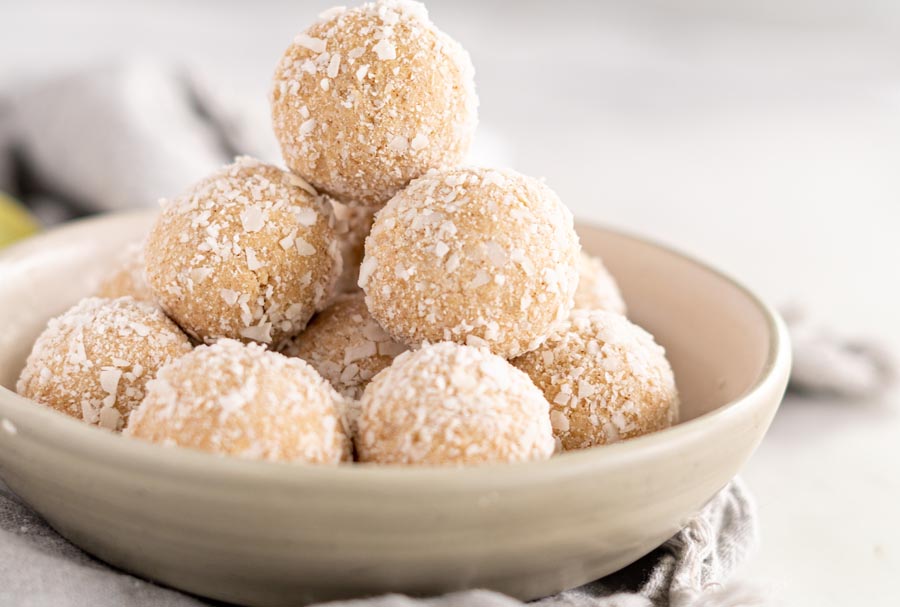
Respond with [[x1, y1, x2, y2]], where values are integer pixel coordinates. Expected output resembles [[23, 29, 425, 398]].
[[0, 193, 40, 248]]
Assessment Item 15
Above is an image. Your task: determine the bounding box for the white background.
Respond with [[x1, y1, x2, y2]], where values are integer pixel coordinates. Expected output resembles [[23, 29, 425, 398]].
[[3, 1, 899, 604]]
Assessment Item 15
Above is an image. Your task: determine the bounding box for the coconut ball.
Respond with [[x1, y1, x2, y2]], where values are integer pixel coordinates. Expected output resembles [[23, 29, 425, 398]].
[[126, 339, 351, 464], [96, 241, 155, 302], [573, 252, 626, 315], [145, 156, 341, 346], [331, 199, 378, 294], [360, 167, 580, 359], [16, 297, 192, 431], [356, 342, 555, 465], [282, 292, 406, 400], [271, 0, 478, 206], [512, 309, 678, 451]]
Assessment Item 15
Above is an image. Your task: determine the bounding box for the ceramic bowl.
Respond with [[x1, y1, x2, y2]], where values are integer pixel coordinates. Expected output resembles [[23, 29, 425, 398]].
[[0, 211, 790, 606]]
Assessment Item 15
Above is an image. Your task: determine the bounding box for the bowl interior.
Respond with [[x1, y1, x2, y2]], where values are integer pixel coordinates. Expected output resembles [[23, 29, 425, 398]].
[[0, 213, 772, 426]]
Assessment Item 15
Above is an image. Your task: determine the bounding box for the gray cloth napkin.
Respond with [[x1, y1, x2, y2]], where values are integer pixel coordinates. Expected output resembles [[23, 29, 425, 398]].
[[783, 305, 896, 399], [0, 60, 278, 222], [0, 59, 510, 224], [0, 479, 759, 607]]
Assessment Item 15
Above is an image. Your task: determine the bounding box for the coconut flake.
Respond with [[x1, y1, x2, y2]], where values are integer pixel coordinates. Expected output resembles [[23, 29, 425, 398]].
[[466, 334, 489, 348], [240, 205, 266, 233], [98, 406, 121, 430], [362, 322, 390, 342], [279, 231, 297, 250], [295, 207, 319, 227], [358, 257, 377, 288], [286, 172, 317, 195], [299, 118, 316, 137], [99, 368, 122, 407], [245, 248, 264, 271], [345, 341, 377, 364], [295, 237, 316, 256], [294, 33, 326, 53], [578, 379, 597, 399], [468, 270, 491, 289], [388, 135, 408, 152], [377, 341, 407, 357], [553, 391, 571, 406], [410, 133, 429, 151], [220, 289, 240, 306], [327, 53, 342, 78], [372, 38, 397, 60], [190, 267, 213, 285], [240, 323, 273, 344], [549, 410, 570, 432], [485, 241, 508, 266], [445, 252, 460, 273]]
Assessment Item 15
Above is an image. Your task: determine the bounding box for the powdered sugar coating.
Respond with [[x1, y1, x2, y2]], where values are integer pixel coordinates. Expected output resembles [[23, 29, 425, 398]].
[[357, 342, 555, 465], [96, 241, 155, 302], [126, 339, 351, 464], [330, 199, 378, 294], [573, 252, 626, 315], [361, 167, 580, 358], [512, 309, 678, 450], [282, 292, 407, 402], [144, 157, 341, 347], [271, 0, 478, 206], [16, 297, 192, 431]]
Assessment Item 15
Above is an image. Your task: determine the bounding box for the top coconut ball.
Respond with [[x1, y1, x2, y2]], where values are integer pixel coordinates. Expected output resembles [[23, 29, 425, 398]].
[[271, 0, 478, 206]]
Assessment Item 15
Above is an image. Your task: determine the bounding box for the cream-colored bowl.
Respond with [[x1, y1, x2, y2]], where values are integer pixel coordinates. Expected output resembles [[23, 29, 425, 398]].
[[0, 211, 790, 606]]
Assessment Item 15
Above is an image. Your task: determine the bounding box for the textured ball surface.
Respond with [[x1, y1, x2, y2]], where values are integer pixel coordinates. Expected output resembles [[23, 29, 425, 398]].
[[360, 167, 580, 358], [17, 297, 192, 431], [282, 292, 406, 401], [271, 0, 478, 206], [356, 342, 555, 465], [331, 199, 378, 294], [145, 157, 341, 346], [513, 309, 678, 450], [96, 241, 155, 302], [126, 339, 351, 464], [573, 252, 626, 315]]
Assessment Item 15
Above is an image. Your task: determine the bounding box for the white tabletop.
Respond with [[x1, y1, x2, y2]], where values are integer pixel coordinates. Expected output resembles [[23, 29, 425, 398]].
[[3, 1, 899, 605]]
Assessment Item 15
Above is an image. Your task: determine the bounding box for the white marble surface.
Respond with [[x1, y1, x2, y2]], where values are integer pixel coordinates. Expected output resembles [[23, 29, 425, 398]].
[[2, 1, 899, 605]]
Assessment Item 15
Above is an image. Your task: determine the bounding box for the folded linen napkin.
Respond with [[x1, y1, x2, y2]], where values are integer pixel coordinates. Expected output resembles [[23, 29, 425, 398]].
[[0, 480, 759, 607], [0, 60, 277, 222], [0, 59, 510, 224]]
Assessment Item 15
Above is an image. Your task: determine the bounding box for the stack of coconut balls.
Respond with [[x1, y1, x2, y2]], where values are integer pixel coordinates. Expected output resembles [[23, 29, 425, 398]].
[[17, 0, 678, 466]]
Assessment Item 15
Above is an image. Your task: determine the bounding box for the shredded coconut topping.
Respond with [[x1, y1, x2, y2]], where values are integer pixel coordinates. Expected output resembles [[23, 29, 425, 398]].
[[144, 156, 342, 347], [512, 309, 679, 450], [282, 292, 406, 408], [271, 0, 478, 206], [356, 342, 555, 465], [362, 166, 580, 358], [125, 339, 351, 464], [16, 297, 193, 432]]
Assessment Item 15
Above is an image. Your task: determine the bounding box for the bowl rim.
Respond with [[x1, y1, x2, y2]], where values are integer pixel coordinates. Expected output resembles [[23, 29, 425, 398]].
[[0, 211, 791, 490]]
